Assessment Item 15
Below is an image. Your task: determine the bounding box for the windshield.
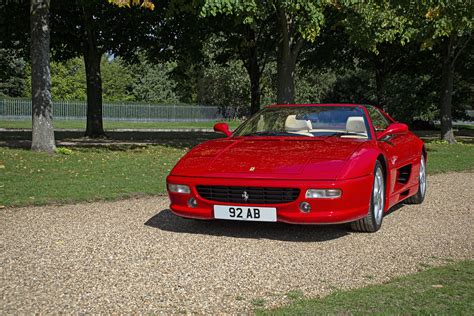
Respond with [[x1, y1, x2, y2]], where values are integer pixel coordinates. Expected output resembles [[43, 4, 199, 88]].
[[233, 106, 369, 139]]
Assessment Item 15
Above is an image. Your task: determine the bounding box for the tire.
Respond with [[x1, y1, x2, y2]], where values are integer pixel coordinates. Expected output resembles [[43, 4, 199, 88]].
[[350, 160, 385, 233], [405, 154, 427, 204]]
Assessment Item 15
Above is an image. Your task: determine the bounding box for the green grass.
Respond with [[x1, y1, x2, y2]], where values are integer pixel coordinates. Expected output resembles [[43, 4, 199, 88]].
[[0, 145, 187, 207], [0, 119, 241, 130], [454, 124, 474, 130], [426, 142, 474, 174], [259, 260, 474, 315], [0, 142, 472, 208]]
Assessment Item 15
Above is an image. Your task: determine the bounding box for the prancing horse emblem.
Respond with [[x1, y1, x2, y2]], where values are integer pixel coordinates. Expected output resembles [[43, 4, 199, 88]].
[[242, 191, 249, 202], [249, 166, 255, 171]]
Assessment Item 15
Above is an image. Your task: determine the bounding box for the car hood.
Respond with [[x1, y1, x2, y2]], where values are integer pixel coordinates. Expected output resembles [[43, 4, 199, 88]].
[[171, 137, 366, 180]]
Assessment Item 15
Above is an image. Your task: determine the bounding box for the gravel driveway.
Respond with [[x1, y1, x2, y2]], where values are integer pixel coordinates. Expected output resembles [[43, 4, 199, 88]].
[[1, 172, 473, 314]]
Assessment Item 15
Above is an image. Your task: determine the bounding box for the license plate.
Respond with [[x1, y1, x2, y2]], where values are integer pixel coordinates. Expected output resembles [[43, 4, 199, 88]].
[[214, 205, 277, 222]]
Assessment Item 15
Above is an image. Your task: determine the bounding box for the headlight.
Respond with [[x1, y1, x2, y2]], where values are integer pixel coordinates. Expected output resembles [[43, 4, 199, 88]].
[[305, 189, 342, 199], [167, 184, 191, 194]]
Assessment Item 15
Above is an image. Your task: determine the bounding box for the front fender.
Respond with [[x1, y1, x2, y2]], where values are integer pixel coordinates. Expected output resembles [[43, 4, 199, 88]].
[[338, 142, 383, 180]]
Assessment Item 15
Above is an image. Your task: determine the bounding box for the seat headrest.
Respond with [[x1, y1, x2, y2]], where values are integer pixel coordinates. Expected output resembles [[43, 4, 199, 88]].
[[285, 115, 312, 132], [346, 116, 366, 134]]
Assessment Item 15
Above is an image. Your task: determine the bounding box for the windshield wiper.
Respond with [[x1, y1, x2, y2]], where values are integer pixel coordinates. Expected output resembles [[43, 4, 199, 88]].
[[326, 131, 367, 137], [243, 131, 310, 137]]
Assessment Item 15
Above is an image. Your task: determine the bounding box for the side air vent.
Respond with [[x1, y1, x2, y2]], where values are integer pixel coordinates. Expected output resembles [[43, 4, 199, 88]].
[[397, 164, 412, 184]]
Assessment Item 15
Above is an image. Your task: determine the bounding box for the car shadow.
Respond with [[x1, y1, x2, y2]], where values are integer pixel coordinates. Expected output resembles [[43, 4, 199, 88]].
[[144, 209, 350, 242], [384, 203, 407, 217]]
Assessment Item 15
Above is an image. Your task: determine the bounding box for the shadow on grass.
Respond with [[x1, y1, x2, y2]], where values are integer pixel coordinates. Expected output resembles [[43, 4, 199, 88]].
[[0, 130, 222, 149], [417, 129, 474, 144], [144, 209, 349, 242], [2, 129, 474, 149]]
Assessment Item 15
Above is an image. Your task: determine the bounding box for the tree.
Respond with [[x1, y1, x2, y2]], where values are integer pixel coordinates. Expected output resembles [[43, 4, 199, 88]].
[[203, 17, 275, 114], [420, 3, 473, 143], [50, 58, 87, 101], [198, 40, 250, 117], [82, 1, 105, 137], [201, 0, 330, 104], [338, 1, 417, 110], [342, 1, 473, 143], [129, 55, 180, 103], [51, 0, 156, 137], [0, 0, 56, 151], [108, 0, 274, 113], [101, 57, 135, 102], [30, 0, 56, 152], [107, 0, 154, 10], [0, 48, 27, 97]]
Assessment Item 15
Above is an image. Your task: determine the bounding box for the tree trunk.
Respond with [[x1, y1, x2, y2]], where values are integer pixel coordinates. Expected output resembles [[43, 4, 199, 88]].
[[248, 53, 261, 115], [82, 2, 105, 138], [30, 0, 56, 152], [241, 27, 262, 115], [439, 47, 455, 144], [374, 53, 387, 111], [277, 47, 296, 104], [83, 50, 104, 137], [276, 8, 301, 104], [439, 36, 456, 144]]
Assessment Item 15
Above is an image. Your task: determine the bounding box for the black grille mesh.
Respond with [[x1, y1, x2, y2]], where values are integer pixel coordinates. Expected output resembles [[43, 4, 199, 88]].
[[196, 185, 300, 204]]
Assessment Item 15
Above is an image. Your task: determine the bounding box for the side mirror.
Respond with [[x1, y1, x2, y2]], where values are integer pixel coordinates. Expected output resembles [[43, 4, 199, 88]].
[[376, 123, 408, 141], [213, 122, 232, 137]]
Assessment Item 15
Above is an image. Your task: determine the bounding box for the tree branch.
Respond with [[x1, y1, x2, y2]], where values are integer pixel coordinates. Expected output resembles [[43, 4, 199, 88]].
[[259, 52, 269, 76], [453, 33, 472, 65], [276, 3, 289, 49], [291, 36, 304, 63]]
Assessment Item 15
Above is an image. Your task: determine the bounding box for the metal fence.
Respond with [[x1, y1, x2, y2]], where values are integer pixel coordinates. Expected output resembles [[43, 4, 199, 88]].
[[0, 98, 222, 122]]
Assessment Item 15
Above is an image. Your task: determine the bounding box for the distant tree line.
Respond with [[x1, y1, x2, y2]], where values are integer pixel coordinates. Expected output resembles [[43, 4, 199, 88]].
[[2, 53, 181, 103], [0, 0, 472, 151], [2, 34, 472, 125]]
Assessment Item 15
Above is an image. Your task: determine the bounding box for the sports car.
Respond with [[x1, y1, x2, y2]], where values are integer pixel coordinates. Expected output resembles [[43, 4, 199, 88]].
[[166, 104, 427, 232]]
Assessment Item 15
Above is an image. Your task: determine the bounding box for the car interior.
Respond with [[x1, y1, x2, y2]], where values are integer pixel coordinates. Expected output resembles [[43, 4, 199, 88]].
[[284, 114, 368, 138]]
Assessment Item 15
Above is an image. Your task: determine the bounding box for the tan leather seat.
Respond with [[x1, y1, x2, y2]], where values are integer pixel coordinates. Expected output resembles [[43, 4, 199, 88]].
[[346, 116, 366, 134], [285, 115, 312, 132]]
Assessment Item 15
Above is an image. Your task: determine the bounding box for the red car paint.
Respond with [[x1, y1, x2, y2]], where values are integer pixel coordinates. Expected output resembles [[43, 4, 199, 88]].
[[166, 104, 426, 224]]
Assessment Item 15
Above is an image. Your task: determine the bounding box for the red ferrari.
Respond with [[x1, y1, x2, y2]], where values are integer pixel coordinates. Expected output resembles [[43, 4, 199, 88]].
[[166, 104, 427, 232]]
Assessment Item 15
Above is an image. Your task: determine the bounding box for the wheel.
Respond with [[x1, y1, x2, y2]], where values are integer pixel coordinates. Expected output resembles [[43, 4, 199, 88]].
[[351, 160, 385, 233], [405, 154, 426, 204]]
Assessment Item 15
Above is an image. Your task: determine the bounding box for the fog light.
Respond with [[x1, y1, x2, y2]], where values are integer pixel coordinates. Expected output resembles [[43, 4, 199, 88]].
[[305, 189, 342, 199], [168, 183, 191, 194], [188, 197, 198, 208], [299, 201, 311, 213]]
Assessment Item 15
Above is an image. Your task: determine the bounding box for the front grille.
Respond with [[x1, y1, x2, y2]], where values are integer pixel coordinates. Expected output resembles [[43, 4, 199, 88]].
[[196, 185, 300, 204]]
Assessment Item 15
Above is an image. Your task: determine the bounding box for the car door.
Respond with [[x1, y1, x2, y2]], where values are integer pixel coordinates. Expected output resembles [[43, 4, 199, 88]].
[[366, 106, 416, 195]]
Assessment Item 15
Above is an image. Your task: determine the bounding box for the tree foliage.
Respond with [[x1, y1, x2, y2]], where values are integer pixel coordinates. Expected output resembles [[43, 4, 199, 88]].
[[108, 0, 155, 10], [0, 48, 27, 97], [201, 0, 332, 104], [2, 0, 472, 145], [129, 55, 180, 103], [417, 0, 473, 143]]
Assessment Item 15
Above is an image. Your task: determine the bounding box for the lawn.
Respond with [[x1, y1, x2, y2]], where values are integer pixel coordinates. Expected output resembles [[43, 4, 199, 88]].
[[0, 141, 473, 208], [259, 260, 474, 315], [0, 119, 241, 130], [425, 142, 474, 174], [0, 145, 187, 207]]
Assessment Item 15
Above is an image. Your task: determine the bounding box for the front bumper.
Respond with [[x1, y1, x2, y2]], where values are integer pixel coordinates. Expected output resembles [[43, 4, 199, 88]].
[[166, 175, 373, 224]]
